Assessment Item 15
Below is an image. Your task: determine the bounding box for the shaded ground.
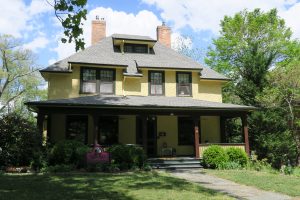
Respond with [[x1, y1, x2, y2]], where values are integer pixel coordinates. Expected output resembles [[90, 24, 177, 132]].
[[0, 171, 232, 200], [169, 169, 292, 200]]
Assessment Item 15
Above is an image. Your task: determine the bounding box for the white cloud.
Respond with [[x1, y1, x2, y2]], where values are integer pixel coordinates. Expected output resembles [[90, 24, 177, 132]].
[[141, 0, 300, 38], [23, 36, 50, 52], [0, 0, 51, 37], [53, 7, 161, 60]]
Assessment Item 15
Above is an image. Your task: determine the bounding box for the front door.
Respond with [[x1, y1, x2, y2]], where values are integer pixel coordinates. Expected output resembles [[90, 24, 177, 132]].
[[136, 116, 157, 157]]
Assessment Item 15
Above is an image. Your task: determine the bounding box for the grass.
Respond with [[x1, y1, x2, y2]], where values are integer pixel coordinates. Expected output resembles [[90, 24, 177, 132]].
[[0, 171, 233, 200], [206, 169, 300, 197]]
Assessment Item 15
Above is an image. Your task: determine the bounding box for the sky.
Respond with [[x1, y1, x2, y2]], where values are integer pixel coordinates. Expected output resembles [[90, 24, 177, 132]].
[[1, 0, 300, 69]]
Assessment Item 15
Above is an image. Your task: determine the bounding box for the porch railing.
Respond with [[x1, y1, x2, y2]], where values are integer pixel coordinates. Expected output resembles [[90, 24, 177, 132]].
[[199, 143, 246, 158]]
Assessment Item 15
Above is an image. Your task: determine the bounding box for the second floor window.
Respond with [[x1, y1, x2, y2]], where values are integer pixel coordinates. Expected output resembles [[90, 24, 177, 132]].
[[177, 72, 192, 96], [81, 68, 115, 94], [149, 71, 164, 95]]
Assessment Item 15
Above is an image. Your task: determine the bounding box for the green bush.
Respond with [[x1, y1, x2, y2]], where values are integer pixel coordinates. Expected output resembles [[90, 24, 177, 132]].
[[217, 161, 242, 170], [43, 164, 74, 173], [226, 147, 248, 167], [202, 145, 228, 169], [48, 140, 89, 168], [0, 113, 41, 167], [108, 144, 146, 170]]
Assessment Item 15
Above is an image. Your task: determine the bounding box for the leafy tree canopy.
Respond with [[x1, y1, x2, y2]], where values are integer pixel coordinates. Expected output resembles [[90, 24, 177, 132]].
[[50, 0, 88, 51], [0, 35, 45, 118], [206, 8, 292, 106]]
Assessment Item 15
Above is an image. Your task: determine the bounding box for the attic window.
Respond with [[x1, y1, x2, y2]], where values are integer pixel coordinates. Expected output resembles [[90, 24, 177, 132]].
[[113, 45, 121, 52], [124, 44, 148, 53]]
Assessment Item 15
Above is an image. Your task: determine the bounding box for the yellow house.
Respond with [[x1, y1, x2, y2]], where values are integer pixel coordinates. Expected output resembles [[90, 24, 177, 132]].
[[26, 18, 254, 158]]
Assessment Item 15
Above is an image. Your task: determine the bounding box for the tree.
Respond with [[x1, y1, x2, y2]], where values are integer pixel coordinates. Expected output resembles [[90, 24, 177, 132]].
[[0, 35, 45, 116], [49, 0, 88, 51], [258, 58, 300, 165], [205, 8, 292, 106]]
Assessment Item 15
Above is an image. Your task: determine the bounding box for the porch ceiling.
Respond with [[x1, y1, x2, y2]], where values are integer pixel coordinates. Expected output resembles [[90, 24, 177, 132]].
[[26, 95, 255, 114]]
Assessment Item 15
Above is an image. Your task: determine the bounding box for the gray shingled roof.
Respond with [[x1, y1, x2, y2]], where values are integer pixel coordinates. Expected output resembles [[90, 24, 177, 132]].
[[41, 34, 229, 80], [26, 95, 254, 111], [112, 34, 156, 41]]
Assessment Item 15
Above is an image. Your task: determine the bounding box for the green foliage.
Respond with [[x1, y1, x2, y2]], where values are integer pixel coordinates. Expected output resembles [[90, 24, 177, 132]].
[[43, 164, 74, 173], [226, 147, 248, 167], [217, 161, 242, 170], [206, 8, 292, 106], [108, 144, 147, 170], [0, 112, 41, 167], [48, 140, 89, 168], [202, 145, 228, 169], [0, 34, 45, 116], [249, 158, 273, 172], [52, 0, 87, 51]]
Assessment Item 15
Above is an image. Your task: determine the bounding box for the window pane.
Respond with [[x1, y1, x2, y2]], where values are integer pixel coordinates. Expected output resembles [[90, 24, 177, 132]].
[[151, 72, 162, 84], [100, 82, 113, 94], [178, 73, 190, 84], [99, 117, 118, 145], [66, 116, 88, 144], [83, 69, 96, 81], [151, 84, 163, 95], [100, 70, 113, 81], [178, 85, 191, 95], [82, 82, 96, 93]]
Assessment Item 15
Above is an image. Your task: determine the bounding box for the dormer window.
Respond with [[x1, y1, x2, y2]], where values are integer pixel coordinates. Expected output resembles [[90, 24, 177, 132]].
[[81, 67, 115, 94], [124, 44, 148, 53]]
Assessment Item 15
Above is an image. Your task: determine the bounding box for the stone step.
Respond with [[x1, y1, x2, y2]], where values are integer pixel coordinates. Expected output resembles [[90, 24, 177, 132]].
[[151, 164, 203, 169]]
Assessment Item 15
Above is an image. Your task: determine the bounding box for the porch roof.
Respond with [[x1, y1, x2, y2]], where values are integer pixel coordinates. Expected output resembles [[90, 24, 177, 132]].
[[26, 95, 255, 112]]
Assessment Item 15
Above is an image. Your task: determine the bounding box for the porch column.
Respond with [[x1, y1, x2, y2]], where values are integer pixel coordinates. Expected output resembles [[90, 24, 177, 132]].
[[193, 117, 200, 158], [220, 116, 226, 143], [37, 111, 45, 137], [141, 115, 148, 154], [93, 114, 99, 146], [241, 114, 250, 155]]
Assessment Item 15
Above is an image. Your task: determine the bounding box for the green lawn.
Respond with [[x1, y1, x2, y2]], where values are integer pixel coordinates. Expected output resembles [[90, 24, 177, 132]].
[[206, 169, 300, 197], [0, 171, 232, 200]]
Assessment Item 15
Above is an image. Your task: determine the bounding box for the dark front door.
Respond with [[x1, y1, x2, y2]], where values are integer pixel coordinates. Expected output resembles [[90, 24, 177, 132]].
[[136, 116, 157, 157]]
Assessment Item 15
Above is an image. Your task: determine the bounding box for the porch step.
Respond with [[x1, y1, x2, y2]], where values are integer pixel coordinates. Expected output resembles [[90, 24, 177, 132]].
[[147, 158, 203, 169]]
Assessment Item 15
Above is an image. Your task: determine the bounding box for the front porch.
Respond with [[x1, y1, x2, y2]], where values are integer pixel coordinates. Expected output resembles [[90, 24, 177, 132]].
[[26, 95, 254, 158]]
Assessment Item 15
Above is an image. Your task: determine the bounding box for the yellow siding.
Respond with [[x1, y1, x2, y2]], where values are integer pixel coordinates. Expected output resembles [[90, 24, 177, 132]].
[[118, 115, 136, 144], [50, 114, 66, 142], [164, 71, 176, 96], [200, 116, 220, 143], [157, 116, 194, 156]]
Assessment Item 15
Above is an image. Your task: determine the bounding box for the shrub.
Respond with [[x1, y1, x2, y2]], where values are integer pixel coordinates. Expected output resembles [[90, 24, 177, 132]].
[[202, 145, 228, 169], [217, 161, 241, 170], [48, 140, 89, 168], [226, 147, 248, 167], [108, 144, 146, 170], [43, 164, 74, 173], [0, 113, 41, 167]]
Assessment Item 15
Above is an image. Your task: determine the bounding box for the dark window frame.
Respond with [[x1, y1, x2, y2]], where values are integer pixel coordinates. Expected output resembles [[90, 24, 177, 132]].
[[176, 72, 192, 97], [124, 43, 148, 54], [65, 115, 88, 144], [80, 67, 116, 95], [148, 70, 165, 96], [178, 117, 195, 146]]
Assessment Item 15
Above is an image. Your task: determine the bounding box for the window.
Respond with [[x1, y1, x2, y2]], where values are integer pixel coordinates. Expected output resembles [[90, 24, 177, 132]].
[[124, 44, 148, 53], [81, 68, 115, 94], [82, 69, 97, 93], [178, 117, 194, 145], [100, 70, 114, 94], [66, 115, 88, 144], [98, 116, 118, 145], [149, 71, 164, 95], [177, 72, 192, 96]]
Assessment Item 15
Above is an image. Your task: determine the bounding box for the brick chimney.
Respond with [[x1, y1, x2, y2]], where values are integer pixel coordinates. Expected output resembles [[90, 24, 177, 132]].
[[156, 22, 171, 48], [91, 16, 106, 45]]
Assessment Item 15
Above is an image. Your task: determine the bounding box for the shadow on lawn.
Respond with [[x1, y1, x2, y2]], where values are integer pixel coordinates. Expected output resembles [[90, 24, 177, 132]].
[[0, 171, 227, 200]]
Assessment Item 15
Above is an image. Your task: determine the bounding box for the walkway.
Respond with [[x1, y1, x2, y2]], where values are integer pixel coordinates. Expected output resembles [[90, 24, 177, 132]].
[[168, 169, 291, 200]]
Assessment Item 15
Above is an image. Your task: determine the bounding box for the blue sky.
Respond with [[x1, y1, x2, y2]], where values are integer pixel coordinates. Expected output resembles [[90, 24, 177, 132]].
[[1, 0, 300, 69]]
